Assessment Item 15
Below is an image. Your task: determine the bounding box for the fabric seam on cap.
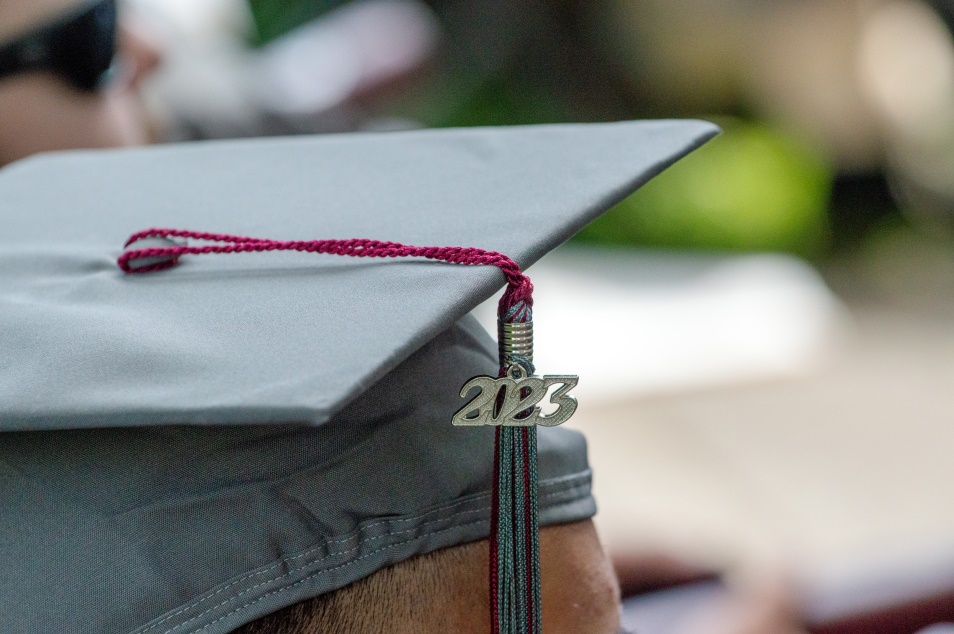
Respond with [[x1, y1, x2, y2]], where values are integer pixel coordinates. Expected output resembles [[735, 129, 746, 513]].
[[187, 516, 490, 634], [186, 482, 592, 634], [163, 482, 591, 634], [130, 472, 591, 634], [134, 500, 494, 634], [132, 470, 589, 634]]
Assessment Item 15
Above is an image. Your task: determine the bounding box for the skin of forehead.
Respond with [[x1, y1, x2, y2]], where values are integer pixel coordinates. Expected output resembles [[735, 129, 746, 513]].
[[0, 0, 86, 40]]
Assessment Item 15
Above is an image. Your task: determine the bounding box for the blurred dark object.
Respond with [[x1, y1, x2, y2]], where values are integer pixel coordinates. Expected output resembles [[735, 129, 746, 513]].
[[618, 559, 954, 634], [0, 0, 118, 92], [807, 589, 954, 634], [927, 0, 954, 43], [620, 574, 809, 634], [800, 545, 954, 634], [613, 552, 719, 598], [827, 173, 900, 251]]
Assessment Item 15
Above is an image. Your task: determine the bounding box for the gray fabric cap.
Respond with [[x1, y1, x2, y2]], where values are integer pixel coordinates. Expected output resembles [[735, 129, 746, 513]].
[[0, 120, 718, 633]]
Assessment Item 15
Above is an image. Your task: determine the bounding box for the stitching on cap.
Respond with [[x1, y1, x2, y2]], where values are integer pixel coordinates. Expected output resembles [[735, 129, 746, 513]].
[[175, 482, 590, 634], [187, 483, 592, 634], [133, 471, 591, 634], [189, 517, 490, 634], [133, 494, 491, 634]]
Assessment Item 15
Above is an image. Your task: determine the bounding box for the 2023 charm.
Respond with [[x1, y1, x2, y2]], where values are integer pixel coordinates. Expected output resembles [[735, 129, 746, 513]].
[[452, 364, 579, 427]]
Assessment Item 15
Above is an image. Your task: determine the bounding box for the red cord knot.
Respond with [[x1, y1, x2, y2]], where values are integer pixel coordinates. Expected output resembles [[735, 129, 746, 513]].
[[119, 232, 188, 273], [118, 228, 533, 317]]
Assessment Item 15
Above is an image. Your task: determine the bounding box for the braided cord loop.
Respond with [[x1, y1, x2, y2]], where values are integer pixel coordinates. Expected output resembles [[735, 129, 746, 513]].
[[118, 227, 542, 633], [119, 228, 533, 310]]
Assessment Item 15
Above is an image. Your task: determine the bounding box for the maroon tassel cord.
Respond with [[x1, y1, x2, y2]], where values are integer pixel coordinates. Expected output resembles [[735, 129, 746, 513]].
[[119, 228, 542, 633]]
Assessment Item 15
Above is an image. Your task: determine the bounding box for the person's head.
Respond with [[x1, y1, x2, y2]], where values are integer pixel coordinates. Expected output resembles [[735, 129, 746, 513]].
[[0, 0, 161, 166], [232, 519, 624, 634]]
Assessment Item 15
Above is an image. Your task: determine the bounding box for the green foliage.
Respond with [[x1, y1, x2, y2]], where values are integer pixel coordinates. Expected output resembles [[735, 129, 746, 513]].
[[427, 75, 576, 129], [246, 0, 350, 45], [575, 121, 833, 257]]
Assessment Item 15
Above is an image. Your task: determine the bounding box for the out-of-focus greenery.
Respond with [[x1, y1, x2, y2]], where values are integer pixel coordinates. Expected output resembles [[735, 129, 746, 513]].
[[432, 77, 574, 128], [575, 121, 834, 257], [247, 0, 350, 45]]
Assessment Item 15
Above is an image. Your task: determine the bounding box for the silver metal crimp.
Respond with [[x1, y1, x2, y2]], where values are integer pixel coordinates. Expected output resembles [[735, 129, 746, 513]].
[[498, 320, 533, 366]]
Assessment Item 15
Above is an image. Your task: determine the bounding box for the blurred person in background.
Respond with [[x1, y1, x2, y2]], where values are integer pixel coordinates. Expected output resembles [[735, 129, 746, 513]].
[[0, 0, 161, 166]]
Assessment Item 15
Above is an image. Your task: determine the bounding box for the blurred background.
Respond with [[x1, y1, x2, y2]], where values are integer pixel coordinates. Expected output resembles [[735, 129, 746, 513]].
[[9, 0, 954, 631]]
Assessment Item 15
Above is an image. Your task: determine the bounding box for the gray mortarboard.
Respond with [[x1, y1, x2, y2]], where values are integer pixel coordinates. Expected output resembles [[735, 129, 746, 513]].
[[0, 120, 717, 634]]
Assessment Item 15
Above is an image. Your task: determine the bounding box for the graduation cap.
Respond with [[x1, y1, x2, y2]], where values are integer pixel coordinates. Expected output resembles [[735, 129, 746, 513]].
[[0, 120, 717, 633]]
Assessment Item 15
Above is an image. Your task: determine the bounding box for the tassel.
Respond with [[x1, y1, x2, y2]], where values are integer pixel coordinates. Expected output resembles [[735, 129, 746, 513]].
[[491, 300, 541, 634], [118, 228, 556, 634]]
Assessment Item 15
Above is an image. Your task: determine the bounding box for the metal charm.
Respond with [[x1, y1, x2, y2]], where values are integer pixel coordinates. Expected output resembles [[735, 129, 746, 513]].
[[452, 364, 579, 427], [453, 314, 578, 427]]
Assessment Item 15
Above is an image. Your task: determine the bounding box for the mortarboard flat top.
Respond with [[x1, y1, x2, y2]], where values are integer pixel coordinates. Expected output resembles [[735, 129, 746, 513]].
[[0, 120, 718, 634], [0, 119, 717, 431]]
